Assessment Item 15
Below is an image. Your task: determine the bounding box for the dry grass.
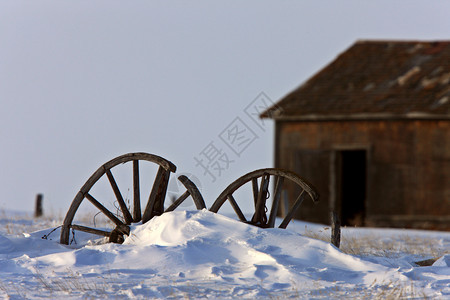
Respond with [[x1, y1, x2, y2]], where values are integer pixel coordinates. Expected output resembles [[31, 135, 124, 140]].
[[34, 267, 112, 296], [0, 209, 62, 235], [340, 234, 448, 259], [302, 224, 449, 259], [304, 278, 430, 299]]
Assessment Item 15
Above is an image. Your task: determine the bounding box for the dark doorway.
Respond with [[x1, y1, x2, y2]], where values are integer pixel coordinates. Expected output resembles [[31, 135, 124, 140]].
[[294, 149, 331, 225], [338, 150, 366, 226]]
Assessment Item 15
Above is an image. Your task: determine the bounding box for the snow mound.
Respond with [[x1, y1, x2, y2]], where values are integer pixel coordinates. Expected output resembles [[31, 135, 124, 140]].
[[120, 210, 403, 288], [1, 209, 449, 298]]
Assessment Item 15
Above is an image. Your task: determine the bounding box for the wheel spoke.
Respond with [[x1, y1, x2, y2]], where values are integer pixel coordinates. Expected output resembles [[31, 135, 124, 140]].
[[133, 160, 141, 222], [142, 166, 170, 223], [106, 169, 133, 224], [268, 176, 284, 228], [227, 194, 247, 222], [279, 190, 305, 229], [155, 170, 170, 214], [71, 224, 111, 237], [251, 177, 259, 207], [251, 174, 270, 224], [85, 193, 124, 227], [165, 191, 190, 212]]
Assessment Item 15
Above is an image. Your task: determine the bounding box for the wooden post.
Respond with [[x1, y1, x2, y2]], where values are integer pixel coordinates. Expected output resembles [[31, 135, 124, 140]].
[[35, 194, 43, 217], [331, 211, 341, 248]]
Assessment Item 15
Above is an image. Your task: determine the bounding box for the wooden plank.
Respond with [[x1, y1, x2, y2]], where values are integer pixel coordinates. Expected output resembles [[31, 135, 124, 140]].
[[133, 160, 141, 222], [279, 190, 305, 229], [227, 194, 247, 222], [268, 176, 284, 228], [85, 193, 124, 227], [415, 257, 439, 267], [106, 169, 133, 225], [71, 224, 111, 237]]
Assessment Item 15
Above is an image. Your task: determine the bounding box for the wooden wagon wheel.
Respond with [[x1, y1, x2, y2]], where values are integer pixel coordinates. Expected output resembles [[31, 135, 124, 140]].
[[60, 152, 206, 245], [209, 168, 319, 229]]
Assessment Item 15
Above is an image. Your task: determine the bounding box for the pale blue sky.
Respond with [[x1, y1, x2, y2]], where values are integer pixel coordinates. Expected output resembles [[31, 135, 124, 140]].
[[1, 1, 449, 214]]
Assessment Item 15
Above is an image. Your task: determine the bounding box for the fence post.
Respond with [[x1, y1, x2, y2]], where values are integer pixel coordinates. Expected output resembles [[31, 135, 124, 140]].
[[331, 211, 341, 248], [35, 194, 43, 217]]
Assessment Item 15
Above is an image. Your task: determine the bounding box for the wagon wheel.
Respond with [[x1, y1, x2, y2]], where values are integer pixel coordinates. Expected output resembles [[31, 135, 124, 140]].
[[209, 168, 319, 229], [60, 153, 205, 245]]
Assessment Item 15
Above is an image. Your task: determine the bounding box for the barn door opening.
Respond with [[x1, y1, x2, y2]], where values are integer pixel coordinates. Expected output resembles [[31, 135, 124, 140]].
[[337, 150, 366, 226]]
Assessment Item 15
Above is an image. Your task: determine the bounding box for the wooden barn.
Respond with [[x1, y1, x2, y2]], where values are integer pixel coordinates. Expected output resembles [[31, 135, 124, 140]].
[[261, 40, 450, 230]]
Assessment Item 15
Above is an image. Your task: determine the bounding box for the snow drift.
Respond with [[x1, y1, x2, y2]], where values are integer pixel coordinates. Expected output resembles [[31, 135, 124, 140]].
[[1, 210, 449, 298]]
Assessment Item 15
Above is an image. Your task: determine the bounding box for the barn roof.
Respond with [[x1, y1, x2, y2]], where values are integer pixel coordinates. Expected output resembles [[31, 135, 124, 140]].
[[261, 40, 450, 121]]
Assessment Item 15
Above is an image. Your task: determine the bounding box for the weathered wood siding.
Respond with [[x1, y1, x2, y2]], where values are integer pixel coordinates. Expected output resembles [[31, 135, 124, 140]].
[[275, 119, 450, 230]]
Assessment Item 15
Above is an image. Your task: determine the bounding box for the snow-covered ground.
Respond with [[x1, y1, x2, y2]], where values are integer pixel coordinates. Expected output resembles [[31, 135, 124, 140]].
[[1, 209, 449, 299]]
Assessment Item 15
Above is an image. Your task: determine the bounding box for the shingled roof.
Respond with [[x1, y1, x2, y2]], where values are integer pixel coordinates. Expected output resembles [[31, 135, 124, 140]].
[[261, 40, 450, 121]]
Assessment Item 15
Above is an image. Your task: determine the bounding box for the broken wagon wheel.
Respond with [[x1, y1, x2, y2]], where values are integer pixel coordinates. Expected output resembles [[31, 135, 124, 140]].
[[60, 152, 176, 244], [60, 153, 205, 245], [165, 175, 206, 212], [209, 168, 319, 229]]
